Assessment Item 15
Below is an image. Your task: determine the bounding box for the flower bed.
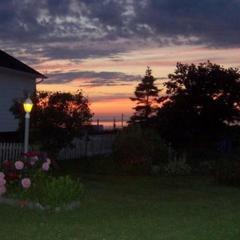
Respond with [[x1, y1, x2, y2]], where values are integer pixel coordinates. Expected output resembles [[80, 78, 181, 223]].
[[0, 152, 84, 210], [0, 197, 81, 211]]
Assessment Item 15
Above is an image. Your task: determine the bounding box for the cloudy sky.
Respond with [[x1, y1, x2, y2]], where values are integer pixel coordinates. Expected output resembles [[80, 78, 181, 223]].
[[1, 0, 240, 122]]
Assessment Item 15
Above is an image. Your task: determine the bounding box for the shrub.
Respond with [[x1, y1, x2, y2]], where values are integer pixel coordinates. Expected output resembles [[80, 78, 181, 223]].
[[113, 127, 169, 174], [32, 174, 84, 208], [164, 154, 191, 176]]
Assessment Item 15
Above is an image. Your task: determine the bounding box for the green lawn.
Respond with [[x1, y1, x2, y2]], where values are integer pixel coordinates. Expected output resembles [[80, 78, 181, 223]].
[[0, 176, 240, 240]]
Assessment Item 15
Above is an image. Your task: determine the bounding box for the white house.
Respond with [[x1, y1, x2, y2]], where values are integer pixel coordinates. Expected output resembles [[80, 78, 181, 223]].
[[0, 49, 46, 133]]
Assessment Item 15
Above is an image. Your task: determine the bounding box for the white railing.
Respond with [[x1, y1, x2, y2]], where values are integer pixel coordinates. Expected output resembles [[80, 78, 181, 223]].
[[0, 142, 23, 164], [58, 134, 115, 160], [0, 134, 115, 165]]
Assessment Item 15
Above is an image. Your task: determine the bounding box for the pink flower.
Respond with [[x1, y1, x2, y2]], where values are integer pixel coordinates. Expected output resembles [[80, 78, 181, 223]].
[[21, 178, 31, 189], [0, 172, 5, 179], [46, 158, 51, 164], [0, 185, 6, 196], [0, 178, 6, 186], [15, 161, 24, 170], [42, 162, 50, 171]]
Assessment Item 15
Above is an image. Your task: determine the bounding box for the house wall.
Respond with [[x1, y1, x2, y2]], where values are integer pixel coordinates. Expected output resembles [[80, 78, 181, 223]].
[[0, 67, 36, 132]]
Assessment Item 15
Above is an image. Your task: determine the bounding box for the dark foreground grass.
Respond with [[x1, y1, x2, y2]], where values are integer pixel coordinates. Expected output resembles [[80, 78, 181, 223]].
[[0, 176, 240, 240]]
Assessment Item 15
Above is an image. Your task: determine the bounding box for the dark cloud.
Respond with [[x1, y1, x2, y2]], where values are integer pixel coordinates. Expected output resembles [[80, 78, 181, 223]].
[[134, 0, 240, 47], [44, 70, 140, 86], [0, 0, 240, 64], [41, 42, 131, 60]]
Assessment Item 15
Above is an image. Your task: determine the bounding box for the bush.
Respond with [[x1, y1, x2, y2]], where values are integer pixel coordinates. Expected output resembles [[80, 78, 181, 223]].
[[113, 127, 169, 174], [32, 174, 84, 208], [164, 154, 191, 176]]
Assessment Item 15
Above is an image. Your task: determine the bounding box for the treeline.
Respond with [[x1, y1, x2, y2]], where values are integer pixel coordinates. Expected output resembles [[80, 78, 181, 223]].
[[116, 61, 240, 183]]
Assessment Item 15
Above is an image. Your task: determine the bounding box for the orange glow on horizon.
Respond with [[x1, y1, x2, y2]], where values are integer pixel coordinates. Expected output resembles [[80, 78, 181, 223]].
[[37, 84, 135, 119], [91, 98, 134, 120], [36, 45, 240, 120]]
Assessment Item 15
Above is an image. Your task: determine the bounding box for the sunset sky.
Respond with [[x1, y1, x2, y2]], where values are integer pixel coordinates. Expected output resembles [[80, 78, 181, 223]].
[[1, 0, 240, 123]]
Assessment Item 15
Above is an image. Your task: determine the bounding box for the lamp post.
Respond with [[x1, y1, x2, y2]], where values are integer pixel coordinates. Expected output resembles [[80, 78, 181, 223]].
[[23, 97, 33, 154]]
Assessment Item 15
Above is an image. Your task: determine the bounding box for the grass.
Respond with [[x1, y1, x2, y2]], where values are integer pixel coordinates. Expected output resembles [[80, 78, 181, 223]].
[[0, 175, 240, 240]]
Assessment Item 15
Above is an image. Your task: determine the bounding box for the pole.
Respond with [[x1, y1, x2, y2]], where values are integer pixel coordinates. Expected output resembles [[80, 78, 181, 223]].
[[113, 118, 116, 130], [121, 113, 124, 128], [24, 112, 30, 154]]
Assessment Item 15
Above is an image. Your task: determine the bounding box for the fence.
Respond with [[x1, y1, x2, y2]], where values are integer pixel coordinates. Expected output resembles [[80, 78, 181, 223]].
[[0, 136, 190, 170], [0, 142, 23, 164], [58, 134, 115, 160], [0, 134, 116, 164]]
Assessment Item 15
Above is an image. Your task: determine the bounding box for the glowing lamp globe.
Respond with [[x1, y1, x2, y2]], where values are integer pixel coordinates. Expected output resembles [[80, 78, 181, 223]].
[[23, 97, 33, 113]]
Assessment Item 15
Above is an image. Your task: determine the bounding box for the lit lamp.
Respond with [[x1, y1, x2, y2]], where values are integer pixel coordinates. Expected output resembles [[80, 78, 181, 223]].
[[23, 97, 33, 154]]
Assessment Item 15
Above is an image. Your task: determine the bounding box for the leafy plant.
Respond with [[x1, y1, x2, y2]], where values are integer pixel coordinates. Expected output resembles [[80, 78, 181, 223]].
[[113, 127, 169, 174], [164, 154, 191, 176], [32, 173, 84, 208]]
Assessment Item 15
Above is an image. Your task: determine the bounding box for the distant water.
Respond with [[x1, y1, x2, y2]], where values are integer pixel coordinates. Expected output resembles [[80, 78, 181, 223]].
[[93, 120, 128, 130]]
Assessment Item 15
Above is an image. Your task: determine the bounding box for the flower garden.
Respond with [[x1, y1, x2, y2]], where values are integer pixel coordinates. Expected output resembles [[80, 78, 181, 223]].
[[0, 152, 84, 210]]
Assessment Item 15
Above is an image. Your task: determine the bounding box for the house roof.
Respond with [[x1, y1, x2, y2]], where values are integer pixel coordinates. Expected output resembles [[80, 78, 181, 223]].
[[0, 49, 46, 79]]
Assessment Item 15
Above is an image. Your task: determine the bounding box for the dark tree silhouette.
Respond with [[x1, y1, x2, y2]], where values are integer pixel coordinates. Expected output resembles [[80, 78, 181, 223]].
[[156, 61, 240, 147], [130, 67, 159, 125]]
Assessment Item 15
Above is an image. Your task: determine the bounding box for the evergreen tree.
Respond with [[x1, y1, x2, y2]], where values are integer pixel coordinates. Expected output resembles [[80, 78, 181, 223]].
[[130, 67, 159, 125]]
